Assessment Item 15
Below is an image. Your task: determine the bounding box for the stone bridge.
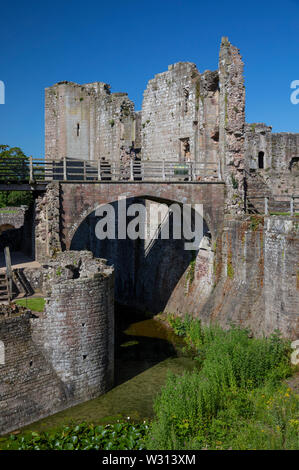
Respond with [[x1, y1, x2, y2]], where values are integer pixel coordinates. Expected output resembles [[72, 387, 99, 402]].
[[35, 181, 225, 262]]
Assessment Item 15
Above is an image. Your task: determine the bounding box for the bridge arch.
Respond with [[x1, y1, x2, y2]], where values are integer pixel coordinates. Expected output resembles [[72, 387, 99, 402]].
[[61, 181, 225, 251], [68, 192, 212, 314]]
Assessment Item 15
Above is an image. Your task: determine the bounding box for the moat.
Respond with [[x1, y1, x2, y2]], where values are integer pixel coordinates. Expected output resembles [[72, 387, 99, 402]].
[[0, 305, 197, 438]]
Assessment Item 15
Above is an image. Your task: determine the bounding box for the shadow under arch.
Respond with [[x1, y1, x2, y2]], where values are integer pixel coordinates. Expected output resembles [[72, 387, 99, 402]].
[[0, 223, 15, 235], [70, 195, 211, 315]]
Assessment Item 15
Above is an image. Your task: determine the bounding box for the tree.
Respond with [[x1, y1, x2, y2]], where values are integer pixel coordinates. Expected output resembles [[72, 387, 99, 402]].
[[0, 145, 30, 181], [0, 145, 33, 207]]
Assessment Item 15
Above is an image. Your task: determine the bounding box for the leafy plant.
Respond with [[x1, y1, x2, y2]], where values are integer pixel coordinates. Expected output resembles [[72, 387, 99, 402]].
[[8, 420, 149, 450], [0, 145, 33, 207]]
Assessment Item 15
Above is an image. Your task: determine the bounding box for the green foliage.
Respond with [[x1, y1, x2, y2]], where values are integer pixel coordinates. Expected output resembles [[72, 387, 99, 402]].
[[147, 319, 297, 450], [249, 215, 264, 231], [0, 145, 29, 181], [167, 314, 191, 337], [8, 421, 149, 450], [231, 174, 239, 190], [185, 252, 197, 287], [227, 252, 234, 279], [0, 190, 33, 208], [0, 145, 33, 207], [15, 297, 45, 312]]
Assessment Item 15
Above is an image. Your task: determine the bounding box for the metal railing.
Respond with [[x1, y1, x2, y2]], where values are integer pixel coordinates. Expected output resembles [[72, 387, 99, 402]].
[[18, 157, 221, 183]]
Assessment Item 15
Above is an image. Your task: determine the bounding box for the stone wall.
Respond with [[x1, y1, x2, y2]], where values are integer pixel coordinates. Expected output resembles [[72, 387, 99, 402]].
[[141, 62, 220, 170], [166, 215, 299, 340], [0, 251, 114, 435], [264, 217, 299, 338], [218, 37, 245, 213], [60, 181, 225, 249], [0, 205, 34, 255], [141, 62, 200, 162], [0, 313, 67, 435], [0, 206, 26, 232], [35, 182, 61, 262], [33, 251, 114, 403], [245, 123, 299, 206]]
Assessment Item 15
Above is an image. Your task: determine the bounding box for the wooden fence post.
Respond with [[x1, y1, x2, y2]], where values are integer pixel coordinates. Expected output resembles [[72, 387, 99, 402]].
[[290, 196, 294, 216], [29, 156, 33, 182], [130, 159, 134, 181], [264, 196, 269, 215], [98, 159, 101, 181], [63, 157, 67, 181], [4, 246, 12, 302]]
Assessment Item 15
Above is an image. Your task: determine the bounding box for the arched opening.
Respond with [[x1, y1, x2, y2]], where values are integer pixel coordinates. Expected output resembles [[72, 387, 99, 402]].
[[289, 157, 299, 174], [70, 196, 211, 384], [258, 151, 264, 169]]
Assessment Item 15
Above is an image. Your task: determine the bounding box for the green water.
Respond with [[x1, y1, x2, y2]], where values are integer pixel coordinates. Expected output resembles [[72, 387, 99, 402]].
[[0, 306, 197, 443]]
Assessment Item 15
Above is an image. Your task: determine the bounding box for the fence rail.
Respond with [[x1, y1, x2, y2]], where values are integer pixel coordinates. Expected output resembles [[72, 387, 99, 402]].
[[247, 195, 299, 216], [0, 157, 221, 183]]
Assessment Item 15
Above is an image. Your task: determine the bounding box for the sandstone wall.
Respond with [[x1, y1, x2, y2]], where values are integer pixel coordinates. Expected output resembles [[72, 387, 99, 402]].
[[33, 252, 114, 403], [141, 62, 200, 162], [264, 217, 299, 338], [141, 63, 220, 170], [0, 251, 114, 435], [166, 216, 299, 340], [0, 205, 34, 255], [35, 182, 61, 262], [245, 123, 299, 205], [0, 206, 26, 232], [0, 313, 67, 435], [218, 37, 245, 213]]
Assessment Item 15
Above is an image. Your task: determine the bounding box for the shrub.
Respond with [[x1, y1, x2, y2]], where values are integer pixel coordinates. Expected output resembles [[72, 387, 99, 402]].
[[147, 319, 296, 450]]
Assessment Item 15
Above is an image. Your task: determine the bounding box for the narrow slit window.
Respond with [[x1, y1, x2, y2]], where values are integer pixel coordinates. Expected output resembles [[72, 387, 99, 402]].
[[258, 151, 264, 169], [183, 87, 189, 113], [77, 123, 80, 137]]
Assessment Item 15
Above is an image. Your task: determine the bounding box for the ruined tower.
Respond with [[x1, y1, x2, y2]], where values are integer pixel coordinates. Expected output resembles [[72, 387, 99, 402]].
[[45, 81, 138, 162]]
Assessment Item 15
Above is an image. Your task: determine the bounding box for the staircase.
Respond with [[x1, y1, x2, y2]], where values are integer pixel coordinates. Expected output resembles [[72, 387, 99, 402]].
[[245, 170, 291, 214], [14, 269, 34, 297], [0, 273, 9, 303]]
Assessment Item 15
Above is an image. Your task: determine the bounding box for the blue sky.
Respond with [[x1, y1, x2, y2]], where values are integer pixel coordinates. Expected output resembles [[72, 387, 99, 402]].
[[0, 0, 298, 158]]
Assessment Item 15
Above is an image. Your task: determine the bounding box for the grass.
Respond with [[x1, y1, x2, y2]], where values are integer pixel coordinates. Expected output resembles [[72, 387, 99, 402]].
[[14, 297, 45, 312], [270, 212, 299, 216], [0, 209, 18, 213]]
